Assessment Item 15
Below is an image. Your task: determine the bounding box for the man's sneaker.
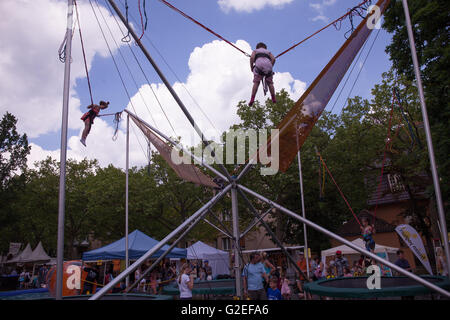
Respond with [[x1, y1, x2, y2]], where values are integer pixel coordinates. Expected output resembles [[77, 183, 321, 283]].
[[272, 97, 277, 104], [249, 99, 255, 106], [80, 139, 86, 147]]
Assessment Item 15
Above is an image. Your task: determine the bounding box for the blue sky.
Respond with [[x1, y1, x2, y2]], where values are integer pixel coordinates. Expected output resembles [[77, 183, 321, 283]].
[[0, 0, 393, 169]]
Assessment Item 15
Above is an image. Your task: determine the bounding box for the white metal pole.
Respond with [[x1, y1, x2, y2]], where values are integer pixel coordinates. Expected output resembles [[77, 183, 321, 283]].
[[231, 187, 242, 298], [56, 0, 74, 300], [401, 0, 450, 277], [125, 114, 130, 287], [297, 151, 310, 280]]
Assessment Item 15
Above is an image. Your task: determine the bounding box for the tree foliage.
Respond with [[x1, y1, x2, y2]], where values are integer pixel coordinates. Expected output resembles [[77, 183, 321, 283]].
[[383, 0, 450, 206]]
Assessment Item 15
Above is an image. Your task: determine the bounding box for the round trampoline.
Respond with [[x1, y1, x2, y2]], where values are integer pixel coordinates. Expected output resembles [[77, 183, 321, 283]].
[[303, 276, 450, 299], [162, 279, 235, 296]]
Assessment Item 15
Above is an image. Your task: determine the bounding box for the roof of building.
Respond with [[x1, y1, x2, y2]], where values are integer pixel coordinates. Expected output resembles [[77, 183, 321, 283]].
[[366, 173, 429, 206], [337, 211, 396, 237]]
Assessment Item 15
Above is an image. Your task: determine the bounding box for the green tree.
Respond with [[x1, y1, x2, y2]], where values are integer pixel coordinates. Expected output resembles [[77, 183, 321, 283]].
[[0, 112, 30, 189], [383, 0, 450, 208], [0, 112, 30, 253]]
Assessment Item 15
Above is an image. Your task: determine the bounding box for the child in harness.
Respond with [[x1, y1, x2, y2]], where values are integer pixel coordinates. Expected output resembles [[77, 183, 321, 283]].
[[249, 42, 277, 106], [80, 100, 109, 146]]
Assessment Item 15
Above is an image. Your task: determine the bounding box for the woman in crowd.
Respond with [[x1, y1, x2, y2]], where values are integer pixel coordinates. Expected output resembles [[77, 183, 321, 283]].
[[177, 263, 194, 300]]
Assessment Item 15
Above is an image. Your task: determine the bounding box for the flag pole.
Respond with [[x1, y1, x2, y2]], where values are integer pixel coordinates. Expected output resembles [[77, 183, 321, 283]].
[[56, 0, 74, 300], [125, 114, 130, 287]]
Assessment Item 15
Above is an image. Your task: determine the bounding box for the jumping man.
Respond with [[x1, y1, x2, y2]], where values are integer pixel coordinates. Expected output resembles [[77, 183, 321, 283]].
[[80, 100, 109, 146], [249, 42, 276, 106]]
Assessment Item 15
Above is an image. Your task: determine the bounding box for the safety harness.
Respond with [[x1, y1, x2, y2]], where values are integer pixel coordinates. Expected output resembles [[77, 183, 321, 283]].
[[253, 53, 274, 96]]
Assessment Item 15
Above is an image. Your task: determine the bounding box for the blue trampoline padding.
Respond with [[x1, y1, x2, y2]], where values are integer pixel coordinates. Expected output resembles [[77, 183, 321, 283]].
[[0, 288, 48, 297]]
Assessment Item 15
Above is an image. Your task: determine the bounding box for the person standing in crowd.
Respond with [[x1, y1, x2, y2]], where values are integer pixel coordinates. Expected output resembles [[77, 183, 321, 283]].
[[394, 250, 412, 274], [280, 273, 291, 300], [314, 261, 325, 280], [104, 265, 114, 285], [310, 257, 320, 280], [261, 252, 275, 290], [203, 260, 213, 281], [296, 252, 310, 299], [82, 263, 99, 294], [242, 252, 269, 300], [177, 263, 194, 300], [436, 247, 448, 277], [38, 264, 48, 288], [334, 251, 349, 277]]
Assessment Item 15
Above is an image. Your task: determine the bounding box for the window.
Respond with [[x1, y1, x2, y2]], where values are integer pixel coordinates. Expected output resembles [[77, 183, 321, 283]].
[[387, 173, 405, 193], [222, 238, 231, 251], [239, 237, 246, 250]]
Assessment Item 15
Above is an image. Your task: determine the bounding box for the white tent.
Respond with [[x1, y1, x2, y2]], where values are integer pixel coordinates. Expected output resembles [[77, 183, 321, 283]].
[[187, 241, 230, 277], [321, 238, 398, 262], [25, 242, 52, 263], [7, 243, 33, 263]]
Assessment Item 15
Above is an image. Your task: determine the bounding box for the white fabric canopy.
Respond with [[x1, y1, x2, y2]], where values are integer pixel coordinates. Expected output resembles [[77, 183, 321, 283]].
[[7, 243, 33, 263], [187, 241, 230, 277], [25, 241, 52, 263], [321, 238, 398, 260]]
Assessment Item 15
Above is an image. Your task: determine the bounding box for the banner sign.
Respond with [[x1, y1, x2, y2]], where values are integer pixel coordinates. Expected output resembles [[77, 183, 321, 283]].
[[395, 224, 433, 275], [8, 242, 22, 256]]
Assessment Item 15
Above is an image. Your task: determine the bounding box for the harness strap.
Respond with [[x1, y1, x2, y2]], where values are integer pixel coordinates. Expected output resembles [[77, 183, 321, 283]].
[[255, 52, 271, 61]]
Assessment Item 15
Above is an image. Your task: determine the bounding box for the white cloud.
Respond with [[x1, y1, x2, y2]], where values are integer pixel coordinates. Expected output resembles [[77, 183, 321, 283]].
[[309, 0, 338, 23], [120, 39, 307, 150], [218, 0, 293, 13], [0, 0, 124, 139], [2, 1, 307, 170]]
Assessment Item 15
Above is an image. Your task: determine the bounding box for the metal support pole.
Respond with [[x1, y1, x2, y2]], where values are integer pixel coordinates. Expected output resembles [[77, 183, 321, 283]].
[[195, 196, 234, 238], [107, 0, 232, 182], [125, 114, 129, 287], [90, 184, 232, 300], [297, 151, 310, 279], [203, 218, 233, 238], [238, 184, 450, 297], [230, 187, 242, 298], [236, 188, 308, 281], [240, 207, 273, 239], [56, 0, 74, 300], [401, 0, 450, 278]]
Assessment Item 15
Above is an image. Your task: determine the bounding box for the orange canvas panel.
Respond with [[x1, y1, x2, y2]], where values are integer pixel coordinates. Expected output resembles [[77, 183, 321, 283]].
[[265, 0, 390, 172], [129, 113, 219, 188]]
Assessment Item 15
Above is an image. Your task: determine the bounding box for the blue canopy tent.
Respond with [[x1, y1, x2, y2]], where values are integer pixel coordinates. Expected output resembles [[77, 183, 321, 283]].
[[82, 230, 187, 261]]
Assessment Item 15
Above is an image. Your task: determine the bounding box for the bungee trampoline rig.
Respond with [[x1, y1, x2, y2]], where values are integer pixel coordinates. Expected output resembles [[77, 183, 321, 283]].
[[54, 0, 450, 300]]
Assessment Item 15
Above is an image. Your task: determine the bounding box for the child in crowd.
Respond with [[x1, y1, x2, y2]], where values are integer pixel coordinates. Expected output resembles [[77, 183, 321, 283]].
[[267, 277, 283, 300], [314, 262, 325, 280], [149, 271, 158, 294], [326, 262, 336, 279], [280, 274, 291, 300], [343, 267, 353, 277]]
